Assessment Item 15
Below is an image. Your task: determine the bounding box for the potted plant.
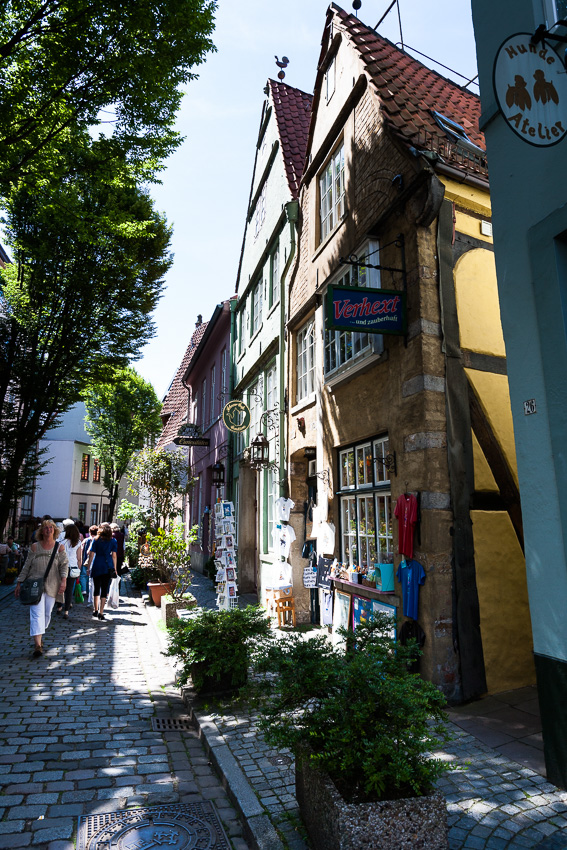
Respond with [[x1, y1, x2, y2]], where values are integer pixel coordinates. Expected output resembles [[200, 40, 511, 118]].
[[144, 522, 197, 608], [250, 616, 450, 850], [166, 605, 271, 694]]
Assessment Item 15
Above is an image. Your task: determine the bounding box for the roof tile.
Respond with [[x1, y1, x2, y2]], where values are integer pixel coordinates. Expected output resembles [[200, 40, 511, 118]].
[[268, 79, 313, 198], [157, 321, 208, 450]]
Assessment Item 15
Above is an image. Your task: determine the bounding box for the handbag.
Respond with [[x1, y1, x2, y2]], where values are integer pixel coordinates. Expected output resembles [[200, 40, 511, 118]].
[[19, 543, 59, 605]]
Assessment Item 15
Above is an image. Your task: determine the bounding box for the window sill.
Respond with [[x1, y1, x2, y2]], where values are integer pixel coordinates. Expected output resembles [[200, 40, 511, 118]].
[[291, 393, 317, 416], [267, 300, 280, 320], [249, 322, 264, 346], [325, 349, 388, 392], [312, 213, 348, 263]]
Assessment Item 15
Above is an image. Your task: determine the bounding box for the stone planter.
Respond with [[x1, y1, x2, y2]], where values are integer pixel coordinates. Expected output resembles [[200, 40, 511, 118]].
[[161, 594, 197, 627], [147, 581, 175, 607], [295, 749, 448, 850]]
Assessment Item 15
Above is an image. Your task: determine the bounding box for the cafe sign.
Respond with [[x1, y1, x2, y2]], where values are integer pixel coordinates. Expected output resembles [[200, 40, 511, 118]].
[[222, 400, 251, 433], [326, 286, 406, 335], [493, 33, 567, 147]]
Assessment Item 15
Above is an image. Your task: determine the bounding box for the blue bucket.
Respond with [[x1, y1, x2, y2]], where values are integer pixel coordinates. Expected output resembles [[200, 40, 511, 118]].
[[375, 563, 394, 592]]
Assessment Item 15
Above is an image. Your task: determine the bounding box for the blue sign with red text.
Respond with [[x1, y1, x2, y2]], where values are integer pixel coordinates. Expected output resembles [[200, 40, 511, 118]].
[[326, 285, 406, 335]]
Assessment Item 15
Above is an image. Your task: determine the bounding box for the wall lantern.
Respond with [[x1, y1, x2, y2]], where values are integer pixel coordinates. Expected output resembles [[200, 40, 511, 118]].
[[211, 462, 225, 487], [250, 432, 270, 470]]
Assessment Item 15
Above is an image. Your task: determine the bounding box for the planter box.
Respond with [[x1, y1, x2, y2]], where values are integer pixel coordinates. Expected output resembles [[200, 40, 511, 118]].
[[147, 581, 175, 607], [161, 594, 197, 627], [296, 749, 448, 850]]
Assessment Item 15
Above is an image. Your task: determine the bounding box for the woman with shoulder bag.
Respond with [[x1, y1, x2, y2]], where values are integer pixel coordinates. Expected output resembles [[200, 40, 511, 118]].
[[87, 523, 118, 621], [14, 519, 68, 657], [58, 521, 82, 618]]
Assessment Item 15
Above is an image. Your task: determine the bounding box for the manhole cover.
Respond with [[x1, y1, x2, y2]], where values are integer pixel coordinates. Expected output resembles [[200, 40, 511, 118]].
[[77, 803, 230, 850], [268, 755, 292, 766], [152, 717, 194, 731]]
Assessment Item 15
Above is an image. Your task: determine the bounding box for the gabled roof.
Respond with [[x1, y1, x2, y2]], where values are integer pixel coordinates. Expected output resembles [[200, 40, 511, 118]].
[[268, 79, 313, 199], [309, 4, 485, 179], [156, 320, 208, 450]]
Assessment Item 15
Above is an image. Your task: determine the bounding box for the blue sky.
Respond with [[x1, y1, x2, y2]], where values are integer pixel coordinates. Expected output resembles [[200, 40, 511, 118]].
[[139, 0, 479, 398]]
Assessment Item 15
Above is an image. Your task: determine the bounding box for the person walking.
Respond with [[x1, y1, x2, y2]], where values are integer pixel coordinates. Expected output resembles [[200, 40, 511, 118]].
[[87, 523, 118, 621], [14, 519, 68, 657], [80, 525, 98, 598], [58, 522, 82, 618], [111, 523, 125, 574]]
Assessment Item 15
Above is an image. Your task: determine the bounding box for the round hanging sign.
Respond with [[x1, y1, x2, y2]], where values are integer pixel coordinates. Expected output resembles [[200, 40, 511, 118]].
[[222, 400, 251, 433], [493, 33, 567, 147]]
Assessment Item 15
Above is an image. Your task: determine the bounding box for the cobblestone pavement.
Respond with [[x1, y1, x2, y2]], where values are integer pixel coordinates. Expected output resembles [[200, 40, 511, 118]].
[[0, 580, 250, 850], [185, 572, 567, 850]]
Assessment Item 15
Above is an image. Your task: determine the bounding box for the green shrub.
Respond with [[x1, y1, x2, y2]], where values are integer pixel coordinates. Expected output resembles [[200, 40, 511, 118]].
[[167, 605, 271, 693], [250, 615, 450, 804]]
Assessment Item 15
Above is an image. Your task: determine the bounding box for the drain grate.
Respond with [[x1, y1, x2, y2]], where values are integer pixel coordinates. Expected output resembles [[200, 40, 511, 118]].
[[77, 802, 230, 850], [267, 754, 292, 766], [152, 716, 194, 732]]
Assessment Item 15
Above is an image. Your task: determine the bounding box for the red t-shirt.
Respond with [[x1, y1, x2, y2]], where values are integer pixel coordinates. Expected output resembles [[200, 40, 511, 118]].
[[394, 494, 418, 558]]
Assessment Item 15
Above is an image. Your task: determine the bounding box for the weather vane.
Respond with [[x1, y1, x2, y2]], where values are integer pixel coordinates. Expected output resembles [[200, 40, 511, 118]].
[[275, 56, 289, 80], [353, 0, 362, 13]]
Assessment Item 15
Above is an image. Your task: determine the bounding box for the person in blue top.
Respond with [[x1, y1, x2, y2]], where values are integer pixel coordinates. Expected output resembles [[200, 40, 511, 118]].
[[87, 523, 118, 620]]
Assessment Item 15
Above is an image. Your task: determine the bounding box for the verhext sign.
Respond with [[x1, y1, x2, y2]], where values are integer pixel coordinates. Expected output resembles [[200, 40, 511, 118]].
[[326, 286, 406, 335], [493, 33, 567, 147]]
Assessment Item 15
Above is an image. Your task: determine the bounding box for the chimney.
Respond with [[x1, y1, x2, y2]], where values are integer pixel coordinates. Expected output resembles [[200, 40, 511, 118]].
[[196, 314, 202, 326]]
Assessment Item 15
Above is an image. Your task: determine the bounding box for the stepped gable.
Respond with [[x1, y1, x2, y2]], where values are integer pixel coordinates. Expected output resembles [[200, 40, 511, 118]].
[[268, 79, 313, 198], [332, 4, 486, 175], [157, 321, 208, 449]]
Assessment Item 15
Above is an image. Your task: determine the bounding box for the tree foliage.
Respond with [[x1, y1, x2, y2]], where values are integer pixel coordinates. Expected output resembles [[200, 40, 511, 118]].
[[83, 366, 162, 519], [0, 0, 217, 187], [127, 446, 193, 530], [0, 140, 172, 531]]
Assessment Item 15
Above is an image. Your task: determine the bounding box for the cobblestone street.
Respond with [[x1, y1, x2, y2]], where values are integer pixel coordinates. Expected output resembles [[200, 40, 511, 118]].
[[0, 582, 249, 850]]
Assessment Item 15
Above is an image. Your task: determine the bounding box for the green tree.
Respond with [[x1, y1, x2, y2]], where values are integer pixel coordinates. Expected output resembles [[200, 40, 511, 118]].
[[0, 138, 172, 532], [83, 367, 162, 520], [0, 0, 216, 188], [127, 446, 192, 530]]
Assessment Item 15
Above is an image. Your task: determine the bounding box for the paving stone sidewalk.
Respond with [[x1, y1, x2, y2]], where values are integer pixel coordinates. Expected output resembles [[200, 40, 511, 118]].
[[184, 572, 567, 850], [0, 581, 250, 850]]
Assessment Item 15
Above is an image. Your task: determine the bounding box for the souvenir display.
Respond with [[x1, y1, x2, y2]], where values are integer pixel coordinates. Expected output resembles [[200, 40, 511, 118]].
[[214, 501, 238, 609]]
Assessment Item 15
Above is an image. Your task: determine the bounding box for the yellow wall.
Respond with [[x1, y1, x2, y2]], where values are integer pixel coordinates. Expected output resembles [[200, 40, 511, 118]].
[[471, 432, 498, 492], [472, 511, 535, 692], [455, 249, 506, 357], [465, 369, 519, 485]]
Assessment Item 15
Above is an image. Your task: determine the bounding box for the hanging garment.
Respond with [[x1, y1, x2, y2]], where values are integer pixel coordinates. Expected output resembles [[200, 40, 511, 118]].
[[271, 523, 296, 559], [394, 493, 418, 558], [275, 497, 295, 522], [396, 559, 425, 620]]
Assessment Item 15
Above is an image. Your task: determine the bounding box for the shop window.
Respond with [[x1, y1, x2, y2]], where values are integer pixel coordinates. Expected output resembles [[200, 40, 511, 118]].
[[297, 319, 315, 402], [544, 0, 567, 26], [81, 453, 90, 481], [338, 435, 393, 569], [92, 459, 101, 483], [319, 143, 345, 242], [324, 241, 380, 378], [78, 502, 86, 524], [90, 503, 98, 526]]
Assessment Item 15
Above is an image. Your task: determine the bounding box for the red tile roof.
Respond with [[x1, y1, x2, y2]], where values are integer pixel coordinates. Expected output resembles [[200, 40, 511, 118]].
[[330, 4, 486, 177], [156, 321, 208, 450], [268, 79, 313, 198]]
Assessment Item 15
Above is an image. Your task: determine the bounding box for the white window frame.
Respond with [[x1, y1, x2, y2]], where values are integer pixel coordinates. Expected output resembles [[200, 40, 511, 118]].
[[251, 280, 263, 336], [325, 56, 336, 103], [270, 243, 280, 307], [324, 240, 381, 379], [319, 143, 345, 242], [253, 183, 266, 239], [296, 318, 315, 402], [338, 435, 393, 568], [266, 466, 279, 552], [543, 0, 567, 26]]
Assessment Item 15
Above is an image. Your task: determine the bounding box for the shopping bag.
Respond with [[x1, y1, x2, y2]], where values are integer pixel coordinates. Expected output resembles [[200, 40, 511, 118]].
[[107, 577, 120, 609], [74, 583, 84, 603], [88, 576, 94, 605]]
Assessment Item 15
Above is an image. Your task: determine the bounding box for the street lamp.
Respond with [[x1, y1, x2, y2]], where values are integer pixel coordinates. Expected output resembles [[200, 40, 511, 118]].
[[211, 462, 225, 487], [250, 432, 270, 470]]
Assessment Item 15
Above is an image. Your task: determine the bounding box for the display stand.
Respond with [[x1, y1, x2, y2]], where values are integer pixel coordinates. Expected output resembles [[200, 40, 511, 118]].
[[213, 501, 237, 610]]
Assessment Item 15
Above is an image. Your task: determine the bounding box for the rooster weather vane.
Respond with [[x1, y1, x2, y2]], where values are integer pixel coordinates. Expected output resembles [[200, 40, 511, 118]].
[[275, 56, 289, 81]]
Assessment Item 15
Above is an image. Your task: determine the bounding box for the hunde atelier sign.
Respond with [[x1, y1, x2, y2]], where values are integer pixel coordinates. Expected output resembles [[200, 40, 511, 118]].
[[326, 285, 406, 335], [493, 33, 567, 147]]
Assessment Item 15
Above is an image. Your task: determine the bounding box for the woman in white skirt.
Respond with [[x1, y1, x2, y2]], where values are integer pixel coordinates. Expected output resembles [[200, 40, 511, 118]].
[[15, 519, 68, 657]]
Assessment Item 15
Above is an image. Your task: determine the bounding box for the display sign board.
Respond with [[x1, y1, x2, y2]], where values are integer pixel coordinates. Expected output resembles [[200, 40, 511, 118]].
[[222, 400, 251, 432], [173, 436, 210, 447], [177, 423, 203, 438], [326, 285, 406, 335], [493, 33, 567, 147]]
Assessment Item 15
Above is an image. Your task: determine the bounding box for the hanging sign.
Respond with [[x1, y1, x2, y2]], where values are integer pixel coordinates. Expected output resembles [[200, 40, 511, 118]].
[[493, 33, 567, 147], [173, 435, 210, 447], [223, 400, 251, 432], [326, 286, 406, 335], [178, 423, 203, 439]]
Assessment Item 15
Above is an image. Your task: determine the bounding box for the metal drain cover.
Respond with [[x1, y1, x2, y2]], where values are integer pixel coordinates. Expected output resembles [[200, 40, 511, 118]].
[[77, 802, 230, 850], [152, 716, 194, 731], [267, 754, 292, 766]]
